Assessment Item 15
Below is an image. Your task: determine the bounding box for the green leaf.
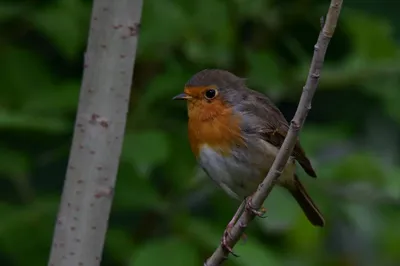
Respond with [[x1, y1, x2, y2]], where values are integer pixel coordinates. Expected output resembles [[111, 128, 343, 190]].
[[233, 0, 271, 18], [0, 47, 53, 106], [0, 149, 29, 179], [329, 153, 386, 185], [0, 200, 58, 266], [286, 213, 323, 255], [246, 50, 284, 98], [0, 3, 27, 22], [346, 202, 378, 234], [139, 0, 187, 59], [301, 125, 349, 154], [257, 188, 298, 231], [0, 110, 69, 133], [106, 229, 136, 262], [234, 240, 282, 266], [21, 81, 79, 114], [182, 0, 233, 65], [184, 219, 222, 249], [344, 10, 397, 59], [114, 162, 164, 211], [380, 212, 400, 260], [377, 81, 400, 123], [122, 131, 169, 175], [135, 61, 188, 113], [129, 237, 200, 266], [31, 0, 89, 60], [383, 167, 400, 200]]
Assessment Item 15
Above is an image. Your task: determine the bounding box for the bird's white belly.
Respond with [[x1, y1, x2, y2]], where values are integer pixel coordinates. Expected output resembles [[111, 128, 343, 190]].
[[198, 141, 295, 200]]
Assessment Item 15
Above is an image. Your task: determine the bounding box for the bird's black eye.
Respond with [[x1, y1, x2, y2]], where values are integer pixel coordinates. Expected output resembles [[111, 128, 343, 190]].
[[204, 89, 217, 99]]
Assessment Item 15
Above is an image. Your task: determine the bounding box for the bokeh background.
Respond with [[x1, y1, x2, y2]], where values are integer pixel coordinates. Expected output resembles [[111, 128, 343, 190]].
[[1, 0, 400, 265]]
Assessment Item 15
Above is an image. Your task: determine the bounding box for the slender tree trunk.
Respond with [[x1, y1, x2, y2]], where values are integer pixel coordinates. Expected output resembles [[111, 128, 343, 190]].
[[48, 0, 143, 265]]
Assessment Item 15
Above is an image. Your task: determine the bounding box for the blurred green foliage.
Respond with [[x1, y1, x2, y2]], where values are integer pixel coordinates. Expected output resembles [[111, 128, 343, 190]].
[[0, 0, 400, 265]]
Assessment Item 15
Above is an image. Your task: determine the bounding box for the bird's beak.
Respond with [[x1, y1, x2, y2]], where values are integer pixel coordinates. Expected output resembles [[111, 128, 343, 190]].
[[172, 93, 191, 100]]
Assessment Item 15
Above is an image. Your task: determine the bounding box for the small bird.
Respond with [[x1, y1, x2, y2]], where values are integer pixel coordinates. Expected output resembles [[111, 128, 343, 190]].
[[173, 69, 324, 251]]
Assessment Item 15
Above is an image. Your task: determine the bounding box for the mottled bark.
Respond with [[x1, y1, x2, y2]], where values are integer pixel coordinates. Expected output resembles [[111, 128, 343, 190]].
[[48, 0, 143, 265]]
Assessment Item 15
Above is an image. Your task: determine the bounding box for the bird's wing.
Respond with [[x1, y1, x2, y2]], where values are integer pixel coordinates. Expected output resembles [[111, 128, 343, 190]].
[[236, 89, 317, 178]]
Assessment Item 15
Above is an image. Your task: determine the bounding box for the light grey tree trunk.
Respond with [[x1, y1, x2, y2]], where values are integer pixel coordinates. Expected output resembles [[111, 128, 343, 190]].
[[48, 0, 143, 265]]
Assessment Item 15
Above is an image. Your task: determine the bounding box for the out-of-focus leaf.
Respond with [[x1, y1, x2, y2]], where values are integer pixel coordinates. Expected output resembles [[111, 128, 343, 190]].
[[129, 237, 199, 266], [0, 200, 58, 266], [138, 0, 187, 59], [371, 80, 400, 123], [234, 240, 282, 266], [246, 50, 284, 99], [21, 81, 79, 114], [301, 126, 349, 154], [0, 111, 69, 132], [122, 131, 169, 175], [182, 0, 233, 65], [383, 167, 400, 200], [233, 0, 271, 18], [160, 128, 198, 192], [106, 229, 136, 262], [0, 47, 53, 105], [295, 58, 400, 91], [346, 203, 378, 234], [329, 153, 385, 184], [135, 61, 188, 114], [31, 0, 89, 60], [0, 148, 33, 199], [287, 213, 323, 254], [184, 219, 222, 248], [0, 3, 27, 22], [114, 162, 164, 211], [344, 10, 397, 59], [0, 149, 29, 179], [379, 211, 400, 260], [257, 188, 298, 232]]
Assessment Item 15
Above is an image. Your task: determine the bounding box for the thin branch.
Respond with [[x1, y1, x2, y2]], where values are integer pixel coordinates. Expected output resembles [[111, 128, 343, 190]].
[[204, 0, 343, 265], [47, 0, 143, 265]]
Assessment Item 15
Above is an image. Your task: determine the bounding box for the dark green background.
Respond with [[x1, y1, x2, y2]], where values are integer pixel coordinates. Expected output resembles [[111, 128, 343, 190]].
[[1, 0, 400, 265]]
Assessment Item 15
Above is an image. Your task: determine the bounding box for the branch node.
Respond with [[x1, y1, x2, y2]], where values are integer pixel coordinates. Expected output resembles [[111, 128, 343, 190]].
[[320, 16, 325, 29], [290, 120, 300, 130], [311, 72, 320, 79], [239, 221, 247, 229]]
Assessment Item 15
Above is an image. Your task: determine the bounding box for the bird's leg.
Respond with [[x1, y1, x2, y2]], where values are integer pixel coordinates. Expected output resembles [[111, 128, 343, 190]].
[[245, 195, 267, 218], [221, 200, 246, 254]]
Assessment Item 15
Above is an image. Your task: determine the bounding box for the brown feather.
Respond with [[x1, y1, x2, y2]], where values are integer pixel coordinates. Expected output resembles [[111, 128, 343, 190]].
[[287, 175, 325, 226], [263, 128, 317, 178], [236, 88, 318, 178]]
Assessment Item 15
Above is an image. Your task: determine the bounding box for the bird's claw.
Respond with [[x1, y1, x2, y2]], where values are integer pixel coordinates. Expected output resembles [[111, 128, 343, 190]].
[[221, 224, 239, 257], [246, 197, 267, 218]]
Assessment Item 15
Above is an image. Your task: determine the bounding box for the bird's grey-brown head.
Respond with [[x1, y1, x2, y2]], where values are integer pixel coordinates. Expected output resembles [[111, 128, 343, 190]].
[[186, 69, 246, 89], [172, 69, 247, 104]]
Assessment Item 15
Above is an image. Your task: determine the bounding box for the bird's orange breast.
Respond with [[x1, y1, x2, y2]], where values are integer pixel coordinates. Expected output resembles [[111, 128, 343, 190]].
[[187, 100, 245, 157]]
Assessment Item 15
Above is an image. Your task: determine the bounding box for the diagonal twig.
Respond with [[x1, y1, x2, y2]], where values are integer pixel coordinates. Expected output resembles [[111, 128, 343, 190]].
[[204, 0, 343, 265]]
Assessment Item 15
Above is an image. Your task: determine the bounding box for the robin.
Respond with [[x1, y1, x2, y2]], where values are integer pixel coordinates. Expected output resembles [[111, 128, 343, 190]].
[[173, 69, 324, 251]]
